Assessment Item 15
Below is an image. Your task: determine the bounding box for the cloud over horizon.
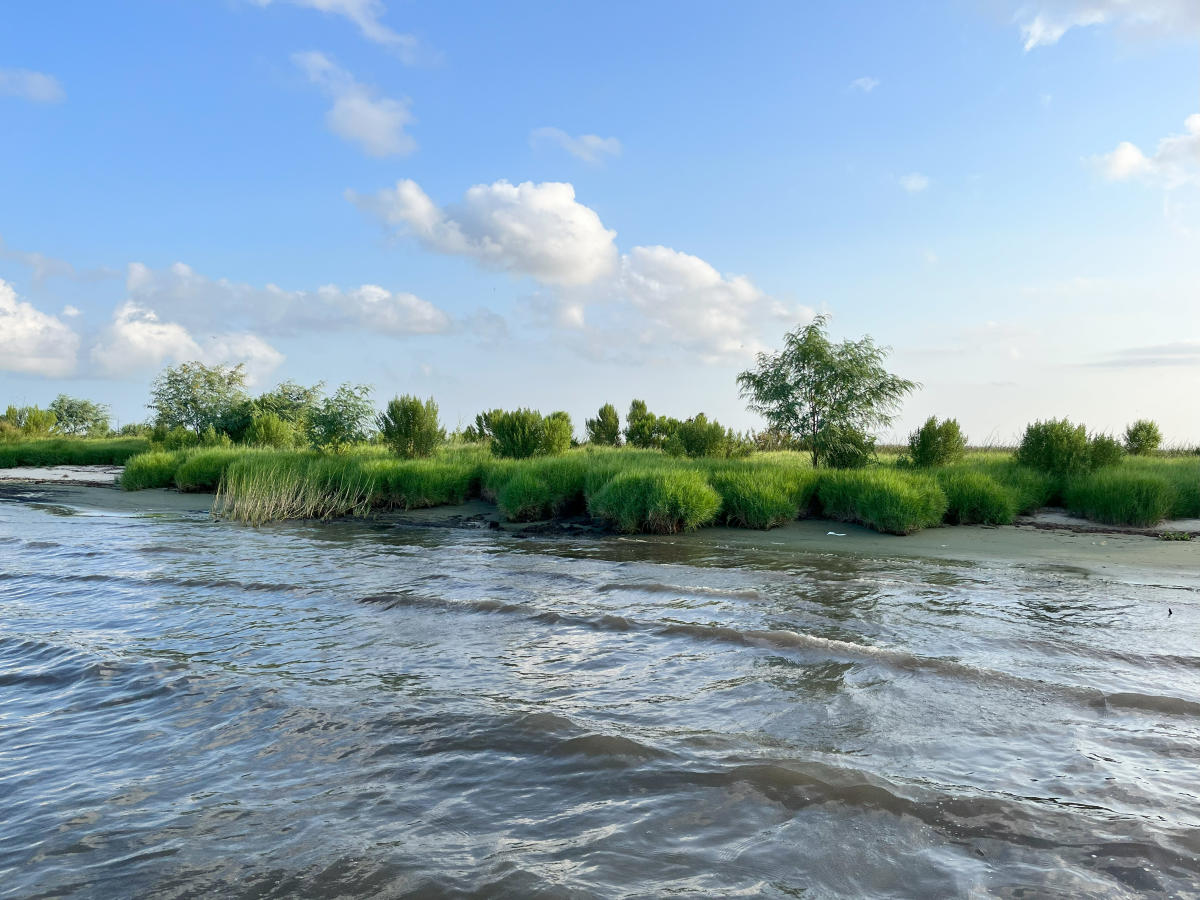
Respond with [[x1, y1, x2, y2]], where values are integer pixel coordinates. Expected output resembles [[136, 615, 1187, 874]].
[[0, 279, 79, 377]]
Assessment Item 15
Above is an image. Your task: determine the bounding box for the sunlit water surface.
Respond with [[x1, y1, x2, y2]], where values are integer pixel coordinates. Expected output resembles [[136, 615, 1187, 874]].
[[2, 492, 1198, 898]]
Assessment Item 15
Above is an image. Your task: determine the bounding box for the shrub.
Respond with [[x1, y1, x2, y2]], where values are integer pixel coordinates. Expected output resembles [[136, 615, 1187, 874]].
[[938, 471, 1018, 525], [820, 426, 876, 470], [490, 409, 546, 459], [664, 414, 733, 458], [907, 416, 966, 468], [541, 411, 574, 455], [160, 426, 199, 451], [1015, 419, 1092, 477], [585, 403, 622, 446], [816, 469, 947, 535], [1124, 419, 1162, 456], [308, 383, 374, 453], [588, 469, 721, 533], [378, 395, 445, 459], [1065, 471, 1173, 527], [2, 405, 57, 436], [624, 400, 674, 449], [245, 412, 296, 448], [1089, 434, 1124, 470]]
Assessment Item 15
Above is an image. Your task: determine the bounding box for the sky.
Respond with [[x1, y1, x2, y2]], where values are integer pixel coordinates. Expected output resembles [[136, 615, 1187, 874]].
[[2, 0, 1199, 443]]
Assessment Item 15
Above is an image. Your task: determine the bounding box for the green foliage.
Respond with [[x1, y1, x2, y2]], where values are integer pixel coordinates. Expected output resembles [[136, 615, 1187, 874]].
[[489, 408, 546, 458], [0, 437, 150, 468], [120, 450, 186, 490], [255, 380, 324, 425], [308, 383, 374, 453], [541, 411, 574, 455], [819, 425, 876, 469], [907, 416, 966, 468], [816, 469, 947, 535], [378, 395, 445, 459], [588, 469, 722, 533], [937, 471, 1018, 525], [1124, 419, 1162, 456], [709, 467, 815, 529], [2, 405, 57, 437], [737, 314, 918, 467], [244, 412, 296, 448], [48, 395, 111, 436], [624, 399, 675, 449], [585, 403, 622, 446], [1065, 471, 1173, 527], [1089, 434, 1124, 470], [173, 448, 245, 492], [149, 361, 249, 433], [664, 413, 736, 459], [1015, 419, 1092, 477]]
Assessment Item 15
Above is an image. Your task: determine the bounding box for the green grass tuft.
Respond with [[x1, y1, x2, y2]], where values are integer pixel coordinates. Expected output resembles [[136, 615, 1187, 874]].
[[816, 469, 947, 535], [588, 469, 722, 533], [0, 437, 150, 468], [1064, 471, 1174, 527]]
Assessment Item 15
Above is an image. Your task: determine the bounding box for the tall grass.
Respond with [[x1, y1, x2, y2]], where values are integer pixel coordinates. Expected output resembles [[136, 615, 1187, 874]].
[[588, 469, 722, 533], [817, 469, 947, 535], [0, 437, 150, 468]]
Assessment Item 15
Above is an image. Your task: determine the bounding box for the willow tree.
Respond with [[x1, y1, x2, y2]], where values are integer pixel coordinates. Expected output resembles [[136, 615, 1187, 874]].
[[736, 315, 917, 468]]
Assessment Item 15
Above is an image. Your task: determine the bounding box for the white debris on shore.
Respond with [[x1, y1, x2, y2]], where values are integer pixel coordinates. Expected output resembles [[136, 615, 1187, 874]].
[[0, 466, 123, 486]]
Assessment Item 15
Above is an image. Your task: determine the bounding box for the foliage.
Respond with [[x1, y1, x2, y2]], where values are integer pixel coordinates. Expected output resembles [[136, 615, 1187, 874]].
[[244, 412, 296, 448], [737, 314, 917, 467], [378, 395, 445, 459], [489, 408, 546, 458], [0, 437, 149, 468], [541, 411, 574, 455], [149, 362, 249, 433], [120, 450, 187, 490], [820, 425, 876, 469], [255, 380, 324, 425], [624, 399, 675, 449], [709, 467, 815, 529], [48, 395, 111, 436], [308, 383, 374, 453], [1124, 419, 1162, 456], [2, 405, 57, 437], [1089, 434, 1124, 470], [585, 403, 622, 446], [937, 471, 1018, 525], [907, 416, 966, 468], [173, 448, 247, 492], [1015, 419, 1092, 477]]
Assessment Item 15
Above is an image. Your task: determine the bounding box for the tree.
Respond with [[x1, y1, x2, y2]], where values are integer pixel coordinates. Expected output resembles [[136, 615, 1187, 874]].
[[2, 405, 57, 436], [907, 416, 966, 468], [378, 395, 445, 458], [49, 395, 111, 436], [149, 362, 248, 433], [624, 399, 676, 449], [736, 315, 918, 468], [255, 380, 324, 425], [1124, 419, 1162, 456], [308, 383, 374, 452], [585, 403, 622, 446]]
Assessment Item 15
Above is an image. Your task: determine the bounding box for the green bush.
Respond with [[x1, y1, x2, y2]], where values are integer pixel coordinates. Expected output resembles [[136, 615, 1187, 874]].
[[585, 403, 622, 446], [541, 411, 574, 455], [664, 413, 737, 459], [1016, 419, 1091, 476], [308, 383, 374, 453], [1124, 420, 1162, 456], [1089, 434, 1124, 470], [1065, 471, 1173, 527], [121, 451, 186, 490], [938, 471, 1018, 525], [820, 426, 876, 469], [816, 469, 947, 535], [245, 412, 296, 448], [624, 400, 675, 449], [490, 409, 546, 458], [588, 469, 721, 533], [378, 395, 445, 459], [907, 416, 966, 468]]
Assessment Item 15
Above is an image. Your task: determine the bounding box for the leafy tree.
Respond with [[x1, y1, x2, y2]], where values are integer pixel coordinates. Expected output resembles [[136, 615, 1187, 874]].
[[49, 395, 111, 436], [907, 416, 966, 468], [489, 409, 546, 459], [255, 380, 324, 424], [378, 395, 445, 459], [308, 383, 375, 453], [2, 405, 57, 436], [149, 362, 248, 433], [1015, 419, 1091, 476], [736, 315, 918, 468], [664, 413, 736, 458], [585, 403, 622, 446], [244, 412, 296, 448], [1124, 419, 1162, 456], [624, 399, 676, 449], [541, 411, 574, 455]]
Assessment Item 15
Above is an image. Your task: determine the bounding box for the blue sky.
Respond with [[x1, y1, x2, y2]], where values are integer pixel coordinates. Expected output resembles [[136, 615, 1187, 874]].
[[2, 0, 1198, 441]]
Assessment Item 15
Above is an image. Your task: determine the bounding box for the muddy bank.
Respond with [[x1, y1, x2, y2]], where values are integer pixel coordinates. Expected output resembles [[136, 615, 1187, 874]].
[[0, 464, 124, 486]]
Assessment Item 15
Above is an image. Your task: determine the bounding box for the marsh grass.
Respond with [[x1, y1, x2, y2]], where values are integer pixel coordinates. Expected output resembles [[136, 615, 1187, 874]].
[[0, 437, 150, 468], [817, 469, 947, 535], [587, 469, 722, 533], [936, 470, 1018, 525], [120, 450, 187, 490], [1064, 471, 1173, 527]]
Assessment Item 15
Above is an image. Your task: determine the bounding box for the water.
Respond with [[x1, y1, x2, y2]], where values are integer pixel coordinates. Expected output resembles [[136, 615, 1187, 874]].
[[2, 490, 1198, 898]]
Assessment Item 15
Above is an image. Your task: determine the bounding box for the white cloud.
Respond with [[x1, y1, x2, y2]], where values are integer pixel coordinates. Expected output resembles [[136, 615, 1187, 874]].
[[293, 51, 414, 157], [349, 178, 619, 287], [850, 76, 880, 92], [1096, 115, 1200, 188], [899, 173, 931, 193], [0, 67, 64, 103], [0, 236, 119, 284], [529, 127, 622, 164], [254, 0, 424, 62], [122, 261, 451, 337], [0, 278, 79, 376], [90, 301, 284, 382], [1015, 0, 1200, 49]]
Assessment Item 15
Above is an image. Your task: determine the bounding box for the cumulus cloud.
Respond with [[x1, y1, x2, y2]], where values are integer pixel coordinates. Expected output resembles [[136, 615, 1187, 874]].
[[1096, 115, 1200, 188], [899, 173, 931, 193], [90, 301, 284, 382], [0, 278, 79, 376], [1015, 0, 1200, 49], [529, 127, 622, 164], [122, 261, 451, 337], [850, 76, 880, 92], [294, 51, 414, 157], [349, 178, 619, 286], [0, 67, 64, 103], [253, 0, 424, 62]]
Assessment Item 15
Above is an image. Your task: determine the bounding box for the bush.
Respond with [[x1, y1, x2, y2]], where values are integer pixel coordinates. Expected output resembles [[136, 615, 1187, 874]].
[[664, 414, 734, 458], [585, 403, 622, 446], [1065, 471, 1173, 527], [907, 416, 966, 468], [245, 412, 296, 448], [541, 411, 574, 455], [378, 395, 445, 459], [816, 470, 947, 535], [938, 471, 1018, 525], [1015, 419, 1092, 477], [308, 383, 374, 453], [1089, 434, 1124, 470], [624, 400, 674, 449], [2, 405, 57, 437], [490, 409, 546, 459], [1124, 420, 1162, 456], [820, 426, 876, 470], [588, 469, 721, 533]]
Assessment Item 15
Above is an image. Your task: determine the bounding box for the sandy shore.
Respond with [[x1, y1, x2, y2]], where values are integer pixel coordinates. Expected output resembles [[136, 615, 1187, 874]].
[[0, 465, 124, 486]]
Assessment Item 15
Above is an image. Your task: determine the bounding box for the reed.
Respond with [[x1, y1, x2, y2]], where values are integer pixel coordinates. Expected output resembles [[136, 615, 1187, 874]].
[[0, 437, 150, 468]]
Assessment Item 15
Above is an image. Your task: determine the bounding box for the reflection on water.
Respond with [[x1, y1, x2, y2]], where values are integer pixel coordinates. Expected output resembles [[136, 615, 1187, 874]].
[[1, 491, 1198, 898]]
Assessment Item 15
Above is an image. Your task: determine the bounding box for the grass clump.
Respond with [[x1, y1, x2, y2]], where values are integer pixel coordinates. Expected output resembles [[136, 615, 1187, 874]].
[[588, 469, 721, 533], [121, 450, 186, 490], [816, 469, 947, 535], [173, 448, 253, 492], [937, 470, 1018, 525], [708, 467, 815, 529], [1064, 470, 1173, 527], [0, 437, 150, 468]]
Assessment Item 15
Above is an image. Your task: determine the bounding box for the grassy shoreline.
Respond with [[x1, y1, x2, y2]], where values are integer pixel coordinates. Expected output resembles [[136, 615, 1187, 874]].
[[110, 444, 1199, 535]]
